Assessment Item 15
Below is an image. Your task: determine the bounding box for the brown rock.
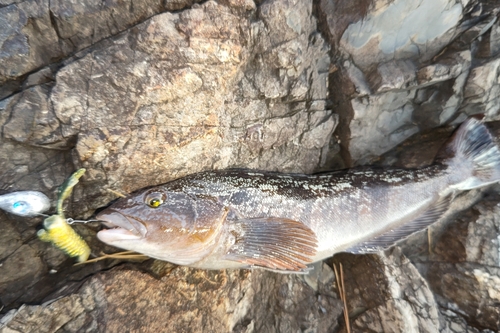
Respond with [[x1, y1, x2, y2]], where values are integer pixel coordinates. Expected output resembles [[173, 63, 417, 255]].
[[1, 267, 342, 333]]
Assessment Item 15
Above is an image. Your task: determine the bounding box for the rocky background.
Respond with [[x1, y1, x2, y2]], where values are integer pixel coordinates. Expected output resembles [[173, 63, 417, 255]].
[[0, 0, 499, 332]]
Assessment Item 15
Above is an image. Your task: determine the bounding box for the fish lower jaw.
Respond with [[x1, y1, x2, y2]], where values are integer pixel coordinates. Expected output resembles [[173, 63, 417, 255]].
[[97, 228, 143, 243]]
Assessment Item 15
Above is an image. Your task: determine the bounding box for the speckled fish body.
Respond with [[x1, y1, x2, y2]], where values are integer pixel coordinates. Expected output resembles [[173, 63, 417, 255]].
[[97, 118, 500, 273], [156, 166, 451, 260]]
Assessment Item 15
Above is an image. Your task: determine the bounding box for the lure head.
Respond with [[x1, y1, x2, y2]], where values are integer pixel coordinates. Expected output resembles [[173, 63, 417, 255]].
[[96, 185, 227, 266], [0, 191, 51, 217]]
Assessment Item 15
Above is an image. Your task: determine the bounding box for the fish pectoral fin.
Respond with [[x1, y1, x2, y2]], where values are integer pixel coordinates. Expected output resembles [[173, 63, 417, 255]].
[[345, 195, 452, 254], [223, 217, 318, 273]]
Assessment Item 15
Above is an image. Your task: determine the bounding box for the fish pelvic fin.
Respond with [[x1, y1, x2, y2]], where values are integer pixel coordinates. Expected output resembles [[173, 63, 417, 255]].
[[223, 217, 318, 273], [437, 117, 500, 190], [346, 195, 452, 254]]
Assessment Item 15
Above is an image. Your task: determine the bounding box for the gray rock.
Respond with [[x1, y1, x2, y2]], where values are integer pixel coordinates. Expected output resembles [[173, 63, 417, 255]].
[[0, 244, 45, 307], [0, 0, 201, 99], [0, 0, 335, 316], [339, 0, 466, 70], [2, 84, 63, 148], [47, 0, 333, 214], [461, 58, 500, 120], [0, 0, 60, 98], [422, 198, 500, 331], [317, 0, 500, 166], [2, 0, 500, 331], [333, 249, 440, 333], [439, 308, 495, 333], [0, 295, 87, 333], [335, 48, 474, 164]]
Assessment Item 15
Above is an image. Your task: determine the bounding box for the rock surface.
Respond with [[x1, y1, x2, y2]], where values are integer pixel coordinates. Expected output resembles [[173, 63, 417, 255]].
[[318, 0, 500, 166], [1, 0, 500, 332], [1, 266, 342, 333]]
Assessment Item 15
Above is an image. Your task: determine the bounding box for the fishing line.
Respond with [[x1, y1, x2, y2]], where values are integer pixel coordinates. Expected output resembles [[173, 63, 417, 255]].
[[66, 218, 104, 224]]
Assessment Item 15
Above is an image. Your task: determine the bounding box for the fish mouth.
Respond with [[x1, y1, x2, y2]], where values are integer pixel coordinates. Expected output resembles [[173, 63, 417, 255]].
[[96, 210, 147, 242]]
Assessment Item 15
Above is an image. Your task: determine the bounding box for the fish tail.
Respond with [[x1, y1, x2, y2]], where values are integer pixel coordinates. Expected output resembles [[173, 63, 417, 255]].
[[439, 117, 500, 190]]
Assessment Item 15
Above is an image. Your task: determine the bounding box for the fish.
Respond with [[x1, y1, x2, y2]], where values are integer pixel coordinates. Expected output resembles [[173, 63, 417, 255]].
[[0, 191, 50, 217], [37, 215, 91, 262], [96, 118, 500, 273]]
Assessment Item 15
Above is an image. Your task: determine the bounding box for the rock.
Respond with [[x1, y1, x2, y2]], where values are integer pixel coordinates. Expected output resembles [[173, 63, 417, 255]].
[[0, 244, 45, 307], [332, 248, 440, 333], [47, 0, 334, 214], [0, 0, 202, 99], [438, 308, 495, 333], [0, 268, 342, 333], [2, 84, 63, 148], [0, 295, 88, 333], [2, 0, 500, 331], [0, 0, 334, 315], [316, 0, 500, 166], [339, 0, 465, 70], [0, 0, 60, 99], [331, 47, 473, 164], [460, 58, 500, 120], [422, 197, 500, 331]]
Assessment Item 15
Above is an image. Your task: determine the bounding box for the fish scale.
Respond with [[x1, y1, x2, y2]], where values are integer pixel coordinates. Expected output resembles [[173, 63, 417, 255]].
[[186, 166, 446, 258]]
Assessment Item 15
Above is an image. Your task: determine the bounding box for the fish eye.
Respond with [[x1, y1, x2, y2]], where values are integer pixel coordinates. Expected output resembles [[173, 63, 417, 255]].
[[145, 192, 165, 208], [149, 198, 161, 208]]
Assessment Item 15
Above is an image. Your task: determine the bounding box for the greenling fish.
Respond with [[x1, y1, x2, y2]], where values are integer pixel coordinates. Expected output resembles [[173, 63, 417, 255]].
[[96, 118, 500, 273], [0, 191, 50, 217]]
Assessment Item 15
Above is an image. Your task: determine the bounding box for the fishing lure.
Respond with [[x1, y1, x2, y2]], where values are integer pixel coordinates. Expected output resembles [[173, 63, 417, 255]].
[[0, 191, 50, 217], [38, 215, 91, 262], [56, 168, 86, 216], [37, 168, 91, 262]]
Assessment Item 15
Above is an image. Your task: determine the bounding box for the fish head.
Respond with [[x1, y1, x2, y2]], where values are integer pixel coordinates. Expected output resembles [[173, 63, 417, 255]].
[[96, 187, 228, 265]]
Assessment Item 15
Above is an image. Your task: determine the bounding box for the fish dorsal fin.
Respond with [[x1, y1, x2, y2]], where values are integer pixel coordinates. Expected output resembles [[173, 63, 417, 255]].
[[346, 196, 452, 254], [224, 217, 318, 273]]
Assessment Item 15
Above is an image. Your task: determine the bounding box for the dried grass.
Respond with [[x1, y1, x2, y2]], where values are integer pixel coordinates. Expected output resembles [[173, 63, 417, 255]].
[[334, 263, 351, 333], [74, 250, 149, 265]]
